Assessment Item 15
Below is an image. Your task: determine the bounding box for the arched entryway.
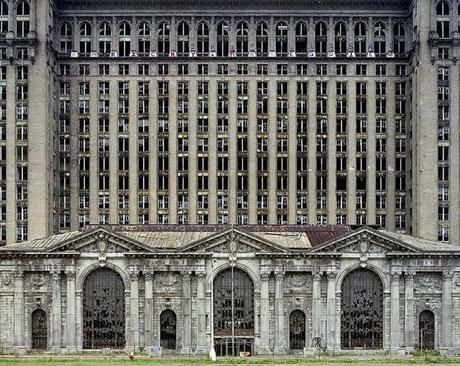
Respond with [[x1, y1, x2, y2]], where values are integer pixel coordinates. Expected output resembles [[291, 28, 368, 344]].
[[160, 310, 177, 349], [213, 267, 254, 356], [289, 309, 306, 350], [341, 268, 383, 350], [419, 310, 435, 351], [82, 268, 125, 349], [31, 309, 47, 350]]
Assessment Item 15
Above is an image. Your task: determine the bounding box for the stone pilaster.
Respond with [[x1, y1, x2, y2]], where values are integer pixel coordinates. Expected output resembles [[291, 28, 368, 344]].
[[442, 272, 453, 351], [326, 271, 336, 351], [130, 269, 140, 350], [65, 268, 76, 352], [390, 271, 401, 353], [404, 271, 415, 352], [274, 271, 286, 354], [312, 272, 322, 341], [196, 271, 207, 353], [51, 270, 62, 351], [259, 272, 270, 353], [181, 271, 192, 354], [13, 269, 25, 351], [144, 271, 154, 349]]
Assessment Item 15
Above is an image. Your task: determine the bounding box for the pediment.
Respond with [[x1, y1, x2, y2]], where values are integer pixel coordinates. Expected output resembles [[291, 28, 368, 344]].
[[180, 228, 289, 254], [309, 227, 419, 255], [49, 228, 156, 254]]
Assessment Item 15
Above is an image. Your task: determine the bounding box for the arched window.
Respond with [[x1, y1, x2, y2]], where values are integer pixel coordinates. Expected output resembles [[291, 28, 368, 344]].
[[289, 310, 306, 350], [0, 1, 8, 36], [158, 22, 170, 55], [31, 309, 47, 350], [16, 1, 30, 38], [436, 1, 450, 38], [160, 310, 177, 349], [213, 268, 254, 356], [197, 22, 209, 56], [217, 22, 229, 57], [394, 23, 406, 55], [315, 22, 327, 55], [60, 22, 73, 53], [296, 22, 308, 55], [276, 21, 288, 56], [419, 310, 435, 351], [79, 22, 92, 55], [118, 22, 131, 57], [177, 21, 189, 56], [373, 21, 386, 56], [236, 22, 248, 56], [98, 22, 111, 54], [354, 22, 367, 55], [341, 269, 383, 349], [138, 21, 150, 55], [256, 22, 268, 56], [83, 268, 125, 349], [335, 22, 347, 55]]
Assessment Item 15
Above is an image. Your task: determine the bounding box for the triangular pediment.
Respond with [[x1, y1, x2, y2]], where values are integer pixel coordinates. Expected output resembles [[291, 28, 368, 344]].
[[180, 228, 289, 253], [49, 228, 156, 254], [309, 227, 420, 254]]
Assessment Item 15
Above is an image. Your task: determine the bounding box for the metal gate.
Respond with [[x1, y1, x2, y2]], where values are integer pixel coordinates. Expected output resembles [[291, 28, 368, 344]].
[[289, 310, 306, 350], [31, 309, 47, 350], [213, 268, 254, 356], [419, 310, 435, 350], [83, 268, 125, 349], [160, 310, 177, 349], [341, 269, 383, 349]]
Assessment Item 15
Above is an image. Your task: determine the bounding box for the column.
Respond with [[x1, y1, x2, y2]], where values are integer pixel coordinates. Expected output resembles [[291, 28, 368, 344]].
[[69, 79, 79, 230], [13, 269, 24, 350], [327, 74, 337, 224], [65, 268, 76, 351], [326, 271, 336, 351], [144, 272, 154, 349], [89, 78, 99, 224], [248, 79, 258, 223], [188, 77, 198, 224], [312, 272, 322, 341], [109, 79, 118, 223], [267, 79, 277, 224], [449, 66, 460, 243], [6, 64, 16, 244], [259, 272, 270, 353], [228, 80, 237, 224], [308, 79, 317, 223], [287, 78, 297, 224], [442, 272, 453, 350], [347, 81, 357, 224], [181, 271, 192, 354], [168, 80, 178, 224], [149, 77, 158, 223], [390, 271, 401, 352], [129, 79, 139, 223], [196, 271, 207, 353], [404, 271, 415, 352], [386, 80, 396, 231], [51, 271, 62, 351], [274, 271, 286, 354], [130, 269, 140, 350], [367, 79, 376, 225]]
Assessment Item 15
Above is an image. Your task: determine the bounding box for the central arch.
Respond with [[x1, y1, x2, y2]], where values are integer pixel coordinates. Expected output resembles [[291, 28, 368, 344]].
[[213, 267, 254, 356], [82, 268, 125, 349], [341, 268, 383, 350]]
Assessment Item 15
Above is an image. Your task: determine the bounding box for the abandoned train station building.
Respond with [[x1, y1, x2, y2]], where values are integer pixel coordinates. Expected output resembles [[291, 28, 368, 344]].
[[1, 0, 460, 357], [1, 224, 460, 355]]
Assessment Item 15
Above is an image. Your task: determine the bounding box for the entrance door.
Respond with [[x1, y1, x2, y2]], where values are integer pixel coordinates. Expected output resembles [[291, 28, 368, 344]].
[[82, 268, 125, 349], [341, 269, 384, 349], [419, 310, 435, 350], [213, 268, 254, 356]]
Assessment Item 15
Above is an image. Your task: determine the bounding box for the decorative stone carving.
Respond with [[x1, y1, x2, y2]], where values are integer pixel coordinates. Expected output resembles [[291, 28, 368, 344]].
[[156, 272, 179, 292], [30, 274, 46, 289], [414, 273, 442, 292], [0, 272, 13, 289], [287, 273, 310, 289]]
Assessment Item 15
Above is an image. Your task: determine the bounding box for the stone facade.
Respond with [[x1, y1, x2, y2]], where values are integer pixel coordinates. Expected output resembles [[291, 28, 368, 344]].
[[0, 224, 459, 355]]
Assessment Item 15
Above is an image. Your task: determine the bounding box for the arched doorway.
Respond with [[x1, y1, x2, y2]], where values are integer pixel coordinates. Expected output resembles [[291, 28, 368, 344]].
[[289, 310, 306, 350], [31, 309, 47, 350], [419, 310, 435, 351], [341, 269, 383, 349], [82, 268, 125, 349], [213, 267, 254, 356], [160, 310, 177, 349]]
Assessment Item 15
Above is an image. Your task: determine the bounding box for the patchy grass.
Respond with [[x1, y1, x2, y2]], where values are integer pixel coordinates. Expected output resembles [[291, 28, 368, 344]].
[[0, 357, 460, 366]]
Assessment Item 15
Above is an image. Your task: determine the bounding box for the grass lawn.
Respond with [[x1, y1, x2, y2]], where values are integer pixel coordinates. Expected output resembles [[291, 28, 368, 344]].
[[1, 357, 460, 366]]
